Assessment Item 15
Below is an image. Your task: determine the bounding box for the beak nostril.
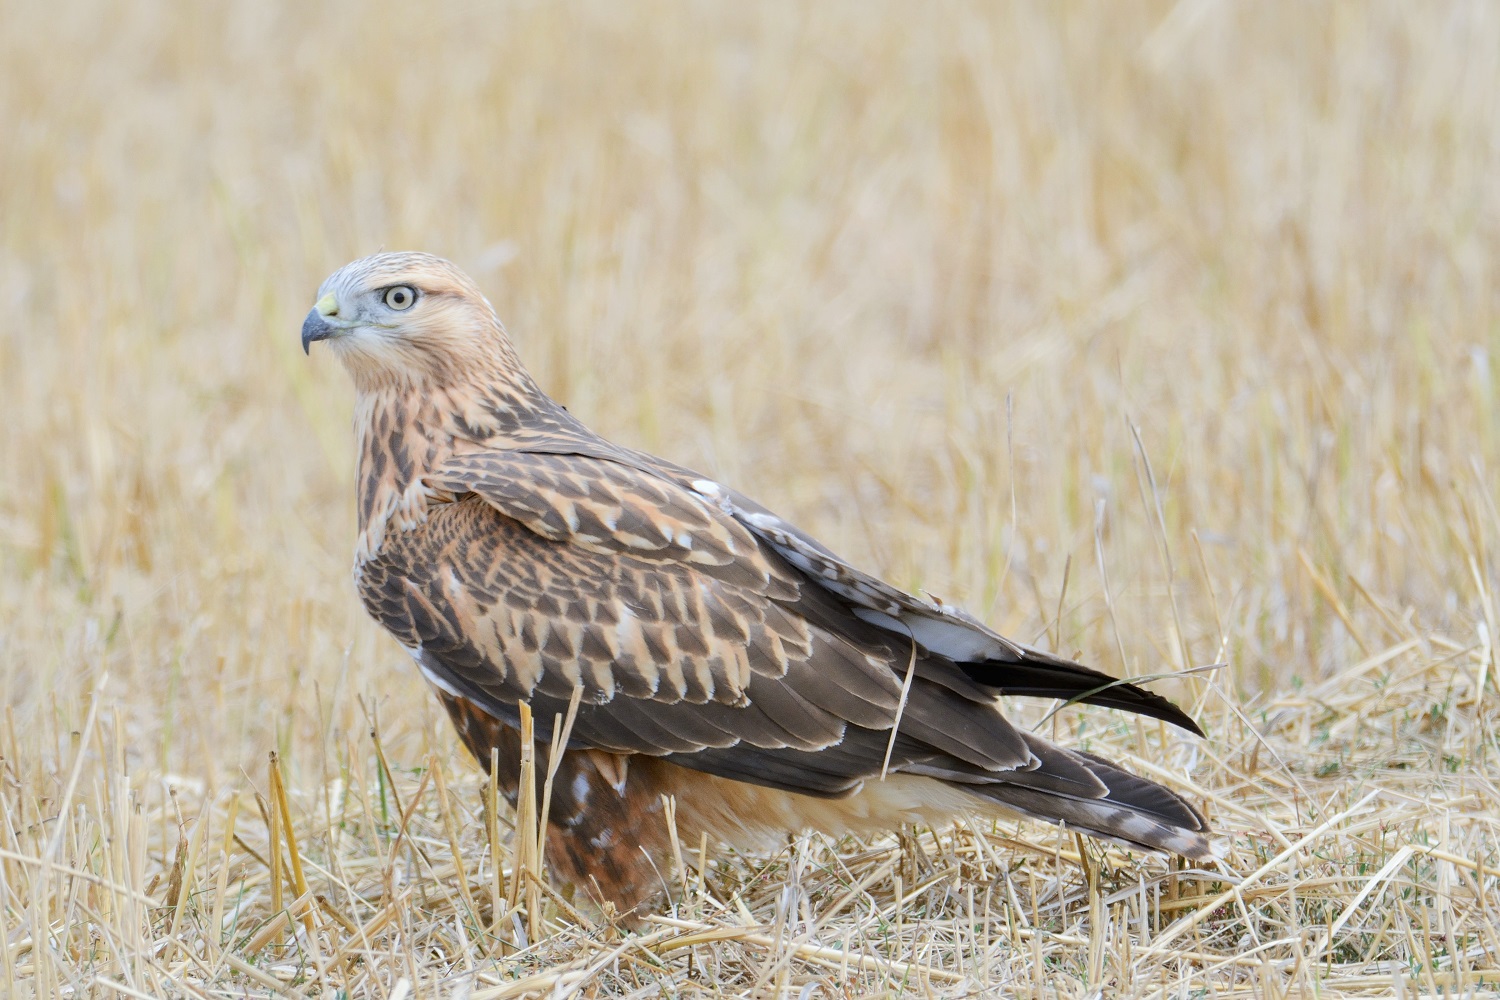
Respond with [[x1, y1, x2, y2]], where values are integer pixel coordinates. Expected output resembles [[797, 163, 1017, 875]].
[[315, 292, 340, 318]]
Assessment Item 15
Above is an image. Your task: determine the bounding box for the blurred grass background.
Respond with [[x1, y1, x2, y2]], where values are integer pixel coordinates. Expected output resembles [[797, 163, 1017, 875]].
[[2, 1, 1498, 996]]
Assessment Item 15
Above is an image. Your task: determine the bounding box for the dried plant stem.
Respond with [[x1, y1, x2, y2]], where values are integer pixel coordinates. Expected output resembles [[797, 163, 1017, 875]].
[[486, 745, 506, 940], [511, 701, 540, 942], [269, 752, 314, 934]]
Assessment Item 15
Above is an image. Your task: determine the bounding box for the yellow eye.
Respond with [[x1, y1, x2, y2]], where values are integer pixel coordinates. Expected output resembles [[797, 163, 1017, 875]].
[[383, 285, 417, 310]]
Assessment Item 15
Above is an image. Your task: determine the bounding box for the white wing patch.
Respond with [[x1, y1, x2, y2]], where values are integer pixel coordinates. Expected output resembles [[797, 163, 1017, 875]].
[[735, 508, 1025, 661], [407, 644, 470, 700], [900, 613, 1013, 662]]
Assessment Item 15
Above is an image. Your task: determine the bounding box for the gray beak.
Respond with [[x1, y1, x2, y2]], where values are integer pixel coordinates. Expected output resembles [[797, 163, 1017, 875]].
[[302, 309, 335, 355]]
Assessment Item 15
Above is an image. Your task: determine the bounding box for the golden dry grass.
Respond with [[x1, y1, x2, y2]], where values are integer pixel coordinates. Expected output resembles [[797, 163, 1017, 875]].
[[2, 1, 1499, 996]]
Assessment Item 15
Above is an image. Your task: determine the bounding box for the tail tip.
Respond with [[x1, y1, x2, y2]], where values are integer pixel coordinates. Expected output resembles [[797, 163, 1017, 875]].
[[1168, 830, 1225, 862]]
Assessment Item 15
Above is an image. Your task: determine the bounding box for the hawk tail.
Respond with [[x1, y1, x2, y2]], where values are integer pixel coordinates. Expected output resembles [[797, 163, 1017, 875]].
[[969, 748, 1217, 860]]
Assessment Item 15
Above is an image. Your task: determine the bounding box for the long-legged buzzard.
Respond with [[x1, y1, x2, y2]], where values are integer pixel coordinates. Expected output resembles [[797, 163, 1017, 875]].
[[302, 252, 1214, 918]]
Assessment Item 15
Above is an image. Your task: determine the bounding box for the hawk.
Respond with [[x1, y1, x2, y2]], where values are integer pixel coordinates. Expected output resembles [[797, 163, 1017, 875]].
[[302, 252, 1213, 918]]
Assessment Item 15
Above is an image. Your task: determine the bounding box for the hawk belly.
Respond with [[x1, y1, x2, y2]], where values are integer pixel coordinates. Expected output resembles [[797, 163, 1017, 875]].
[[434, 688, 991, 921]]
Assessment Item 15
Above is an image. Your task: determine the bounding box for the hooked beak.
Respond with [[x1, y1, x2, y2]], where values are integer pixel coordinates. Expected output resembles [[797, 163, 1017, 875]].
[[301, 292, 342, 355]]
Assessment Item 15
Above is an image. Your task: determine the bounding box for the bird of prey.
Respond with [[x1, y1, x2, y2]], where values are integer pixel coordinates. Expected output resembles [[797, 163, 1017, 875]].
[[302, 252, 1213, 918]]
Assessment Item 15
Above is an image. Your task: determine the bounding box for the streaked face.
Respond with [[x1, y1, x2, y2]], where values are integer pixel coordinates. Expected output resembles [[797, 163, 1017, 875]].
[[301, 252, 500, 387]]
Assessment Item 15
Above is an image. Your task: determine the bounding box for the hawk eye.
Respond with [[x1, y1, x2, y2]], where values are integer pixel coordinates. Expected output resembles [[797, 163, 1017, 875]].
[[383, 285, 417, 311]]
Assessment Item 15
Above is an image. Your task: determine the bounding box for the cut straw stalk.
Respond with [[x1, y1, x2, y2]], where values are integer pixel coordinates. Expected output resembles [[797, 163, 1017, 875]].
[[536, 685, 582, 880], [431, 754, 483, 929], [486, 745, 506, 941], [166, 790, 212, 947], [512, 701, 541, 942], [269, 752, 314, 935]]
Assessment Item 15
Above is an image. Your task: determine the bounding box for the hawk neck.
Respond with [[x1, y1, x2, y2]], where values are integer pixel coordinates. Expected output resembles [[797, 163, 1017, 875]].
[[349, 381, 592, 565]]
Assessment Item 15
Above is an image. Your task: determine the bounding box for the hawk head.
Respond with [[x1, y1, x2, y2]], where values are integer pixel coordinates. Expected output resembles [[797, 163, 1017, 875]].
[[301, 252, 516, 390]]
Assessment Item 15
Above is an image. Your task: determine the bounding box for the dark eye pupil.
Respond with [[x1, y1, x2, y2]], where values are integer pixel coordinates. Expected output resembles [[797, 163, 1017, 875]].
[[388, 288, 412, 307]]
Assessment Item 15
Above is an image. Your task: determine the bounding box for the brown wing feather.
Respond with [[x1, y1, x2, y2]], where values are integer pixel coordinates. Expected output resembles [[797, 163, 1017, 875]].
[[488, 438, 1203, 734], [429, 451, 787, 595], [359, 451, 1038, 794]]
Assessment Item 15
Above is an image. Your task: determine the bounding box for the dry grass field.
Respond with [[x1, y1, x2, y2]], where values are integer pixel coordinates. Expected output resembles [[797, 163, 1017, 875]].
[[3, 1, 1499, 996]]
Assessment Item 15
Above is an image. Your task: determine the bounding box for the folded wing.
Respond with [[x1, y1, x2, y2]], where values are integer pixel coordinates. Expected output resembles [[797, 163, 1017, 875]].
[[359, 443, 1201, 832], [362, 448, 1038, 794]]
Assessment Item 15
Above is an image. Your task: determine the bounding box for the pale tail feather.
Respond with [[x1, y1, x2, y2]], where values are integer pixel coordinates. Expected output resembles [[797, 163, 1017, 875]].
[[967, 748, 1218, 860]]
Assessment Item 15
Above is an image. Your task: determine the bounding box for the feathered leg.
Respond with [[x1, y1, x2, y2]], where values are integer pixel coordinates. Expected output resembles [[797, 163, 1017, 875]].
[[435, 691, 671, 921]]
